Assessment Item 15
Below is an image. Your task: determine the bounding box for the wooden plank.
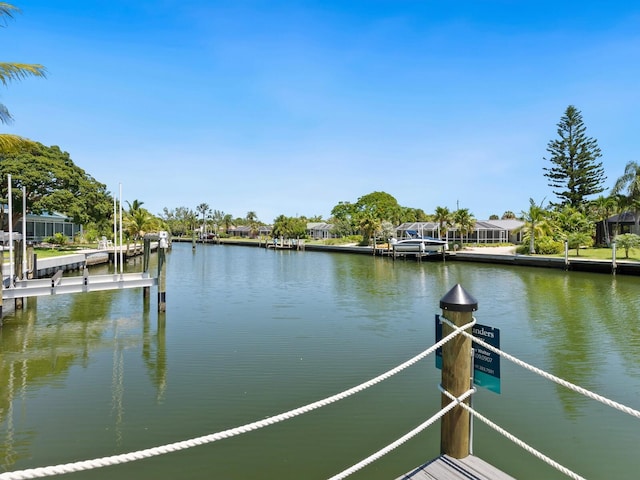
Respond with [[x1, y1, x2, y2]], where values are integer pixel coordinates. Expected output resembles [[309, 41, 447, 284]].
[[397, 455, 516, 480]]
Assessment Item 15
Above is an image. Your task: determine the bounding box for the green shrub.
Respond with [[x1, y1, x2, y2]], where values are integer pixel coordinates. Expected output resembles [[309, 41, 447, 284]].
[[614, 233, 640, 258], [82, 228, 100, 243], [46, 233, 69, 246], [535, 236, 563, 254]]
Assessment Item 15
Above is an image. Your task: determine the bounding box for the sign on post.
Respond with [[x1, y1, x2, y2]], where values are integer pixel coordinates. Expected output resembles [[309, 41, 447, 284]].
[[435, 314, 501, 394]]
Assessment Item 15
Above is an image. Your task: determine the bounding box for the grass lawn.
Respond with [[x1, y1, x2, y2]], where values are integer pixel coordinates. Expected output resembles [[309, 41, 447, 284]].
[[2, 244, 98, 260], [562, 247, 640, 262]]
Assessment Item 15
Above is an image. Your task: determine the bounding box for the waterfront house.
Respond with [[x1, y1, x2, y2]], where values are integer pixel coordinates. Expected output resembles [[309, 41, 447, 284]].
[[307, 222, 336, 240], [595, 212, 639, 245], [396, 219, 524, 245], [446, 219, 524, 244], [258, 225, 272, 237], [474, 219, 524, 244], [2, 211, 82, 244], [228, 225, 253, 238]]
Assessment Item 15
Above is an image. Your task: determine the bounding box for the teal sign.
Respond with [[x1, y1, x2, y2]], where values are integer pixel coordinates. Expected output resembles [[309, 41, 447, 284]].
[[435, 314, 501, 394]]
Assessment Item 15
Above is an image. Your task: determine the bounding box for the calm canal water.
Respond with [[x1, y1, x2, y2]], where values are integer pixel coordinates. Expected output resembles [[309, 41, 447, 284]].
[[1, 242, 639, 479]]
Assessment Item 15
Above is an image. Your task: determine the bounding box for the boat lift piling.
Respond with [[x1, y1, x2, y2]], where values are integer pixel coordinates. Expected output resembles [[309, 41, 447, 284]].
[[157, 231, 169, 312], [143, 238, 151, 300]]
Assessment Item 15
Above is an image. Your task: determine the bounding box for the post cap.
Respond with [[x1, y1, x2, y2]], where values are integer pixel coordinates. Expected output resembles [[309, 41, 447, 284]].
[[440, 284, 478, 312]]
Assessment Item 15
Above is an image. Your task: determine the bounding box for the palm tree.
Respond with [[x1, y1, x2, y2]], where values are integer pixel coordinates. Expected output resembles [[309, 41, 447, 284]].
[[358, 212, 381, 246], [589, 195, 617, 246], [246, 211, 259, 237], [520, 198, 549, 254], [186, 209, 199, 233], [612, 161, 640, 234], [222, 213, 233, 235], [126, 199, 145, 214], [452, 208, 475, 247], [434, 206, 452, 241], [196, 202, 210, 237], [1, 3, 47, 151], [124, 207, 158, 250]]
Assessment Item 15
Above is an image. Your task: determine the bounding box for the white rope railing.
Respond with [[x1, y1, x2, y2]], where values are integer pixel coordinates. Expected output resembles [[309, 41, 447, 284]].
[[328, 387, 476, 480], [440, 386, 586, 480], [6, 312, 636, 480], [438, 315, 640, 480], [0, 319, 476, 480], [441, 316, 640, 419]]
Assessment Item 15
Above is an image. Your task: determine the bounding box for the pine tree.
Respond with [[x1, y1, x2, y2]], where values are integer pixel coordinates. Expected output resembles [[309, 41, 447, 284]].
[[543, 105, 606, 208]]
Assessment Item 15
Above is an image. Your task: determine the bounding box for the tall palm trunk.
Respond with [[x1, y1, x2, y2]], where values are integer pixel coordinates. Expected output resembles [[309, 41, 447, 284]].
[[529, 221, 536, 254]]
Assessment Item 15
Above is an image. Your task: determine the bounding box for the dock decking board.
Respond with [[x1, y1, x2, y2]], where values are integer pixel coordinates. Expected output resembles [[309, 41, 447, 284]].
[[397, 455, 516, 480]]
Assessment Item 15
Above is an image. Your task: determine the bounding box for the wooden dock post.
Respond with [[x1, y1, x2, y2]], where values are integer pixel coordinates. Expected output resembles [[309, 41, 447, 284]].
[[32, 252, 38, 279], [158, 231, 168, 312], [14, 239, 24, 309], [143, 238, 151, 300], [439, 284, 478, 459], [27, 244, 34, 279]]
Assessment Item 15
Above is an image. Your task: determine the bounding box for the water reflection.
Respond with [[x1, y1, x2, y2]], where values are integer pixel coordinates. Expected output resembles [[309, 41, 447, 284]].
[[0, 271, 166, 471], [142, 304, 167, 403], [514, 268, 640, 417]]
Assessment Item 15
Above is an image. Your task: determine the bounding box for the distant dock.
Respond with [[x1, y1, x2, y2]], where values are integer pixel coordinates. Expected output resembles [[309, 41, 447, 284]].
[[174, 237, 640, 275]]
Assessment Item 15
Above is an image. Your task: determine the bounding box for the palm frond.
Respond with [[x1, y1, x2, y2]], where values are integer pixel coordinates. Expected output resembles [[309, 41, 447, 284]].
[[0, 62, 47, 85], [0, 133, 35, 153], [0, 102, 12, 124], [0, 3, 21, 24]]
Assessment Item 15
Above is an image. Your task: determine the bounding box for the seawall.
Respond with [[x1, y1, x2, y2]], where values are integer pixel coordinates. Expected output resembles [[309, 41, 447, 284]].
[[176, 238, 639, 276]]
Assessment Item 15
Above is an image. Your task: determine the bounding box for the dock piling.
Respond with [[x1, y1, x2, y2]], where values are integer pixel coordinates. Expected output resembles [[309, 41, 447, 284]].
[[158, 231, 168, 312], [14, 240, 24, 309], [27, 244, 34, 279], [143, 238, 151, 299], [439, 284, 477, 459]]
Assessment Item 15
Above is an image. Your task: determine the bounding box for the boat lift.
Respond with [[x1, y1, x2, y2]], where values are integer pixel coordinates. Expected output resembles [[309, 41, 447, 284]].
[[2, 271, 157, 300]]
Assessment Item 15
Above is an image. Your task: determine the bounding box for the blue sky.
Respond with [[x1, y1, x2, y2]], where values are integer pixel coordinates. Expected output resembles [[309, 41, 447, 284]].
[[4, 1, 640, 223]]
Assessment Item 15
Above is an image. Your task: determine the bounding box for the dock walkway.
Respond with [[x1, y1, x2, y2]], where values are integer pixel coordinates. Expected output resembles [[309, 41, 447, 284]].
[[398, 455, 515, 479]]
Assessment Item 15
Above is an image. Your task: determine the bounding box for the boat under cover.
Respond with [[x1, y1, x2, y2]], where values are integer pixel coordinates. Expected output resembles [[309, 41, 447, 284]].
[[390, 231, 448, 253]]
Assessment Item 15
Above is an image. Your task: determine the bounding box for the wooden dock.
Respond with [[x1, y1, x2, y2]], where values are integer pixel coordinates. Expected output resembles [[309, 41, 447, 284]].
[[397, 455, 515, 479]]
